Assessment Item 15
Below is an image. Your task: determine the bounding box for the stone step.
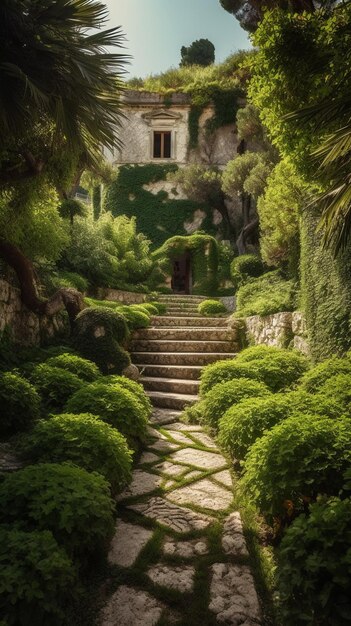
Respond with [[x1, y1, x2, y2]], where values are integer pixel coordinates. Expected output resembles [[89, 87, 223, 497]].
[[162, 300, 201, 307], [164, 311, 204, 317], [150, 408, 183, 425], [158, 295, 207, 303], [151, 316, 230, 328], [137, 364, 203, 380], [132, 352, 237, 366], [141, 376, 200, 395], [134, 327, 237, 341], [164, 306, 200, 312], [146, 390, 198, 410], [130, 339, 238, 354]]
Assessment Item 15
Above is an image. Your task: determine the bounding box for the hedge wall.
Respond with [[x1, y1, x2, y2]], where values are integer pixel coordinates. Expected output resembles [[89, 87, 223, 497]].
[[103, 164, 215, 249], [300, 207, 351, 361]]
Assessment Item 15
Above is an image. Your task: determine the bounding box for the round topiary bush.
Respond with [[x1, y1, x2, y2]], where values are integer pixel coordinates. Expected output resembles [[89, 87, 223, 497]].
[[0, 526, 77, 626], [218, 390, 343, 462], [200, 360, 262, 396], [203, 378, 271, 430], [98, 375, 152, 418], [120, 307, 151, 330], [0, 463, 114, 561], [135, 303, 159, 315], [30, 364, 85, 413], [198, 299, 227, 317], [241, 414, 351, 521], [65, 382, 148, 447], [236, 345, 309, 392], [230, 254, 265, 290], [319, 373, 351, 410], [0, 372, 41, 437], [277, 497, 351, 626], [300, 357, 351, 393], [73, 306, 130, 374], [46, 353, 100, 382], [18, 413, 132, 495], [150, 301, 167, 315]]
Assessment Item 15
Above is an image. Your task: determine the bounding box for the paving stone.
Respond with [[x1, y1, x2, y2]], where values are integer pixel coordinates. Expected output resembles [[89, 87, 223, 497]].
[[146, 425, 166, 439], [147, 564, 195, 593], [165, 422, 203, 432], [163, 538, 208, 558], [212, 469, 233, 488], [150, 408, 182, 425], [222, 512, 249, 558], [170, 447, 227, 470], [128, 497, 215, 532], [163, 479, 176, 489], [154, 460, 188, 477], [184, 470, 203, 481], [167, 478, 233, 511], [149, 439, 180, 453], [166, 431, 193, 445], [139, 451, 160, 464], [117, 470, 162, 499], [209, 563, 261, 625], [190, 432, 219, 449], [108, 520, 153, 567], [101, 585, 165, 626]]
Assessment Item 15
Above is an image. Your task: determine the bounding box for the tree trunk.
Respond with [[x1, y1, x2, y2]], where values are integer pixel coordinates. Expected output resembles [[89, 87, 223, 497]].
[[0, 239, 84, 328]]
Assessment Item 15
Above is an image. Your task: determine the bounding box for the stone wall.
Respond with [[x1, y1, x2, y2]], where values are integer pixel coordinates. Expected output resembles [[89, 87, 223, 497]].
[[95, 288, 148, 304], [244, 311, 309, 354], [0, 279, 68, 347]]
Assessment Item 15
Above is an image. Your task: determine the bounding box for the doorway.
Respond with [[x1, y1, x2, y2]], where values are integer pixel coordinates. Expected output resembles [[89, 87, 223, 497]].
[[171, 253, 192, 294]]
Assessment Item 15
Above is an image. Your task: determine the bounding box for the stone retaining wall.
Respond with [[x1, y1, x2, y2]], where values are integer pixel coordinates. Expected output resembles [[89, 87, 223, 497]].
[[95, 288, 148, 304], [244, 310, 309, 354]]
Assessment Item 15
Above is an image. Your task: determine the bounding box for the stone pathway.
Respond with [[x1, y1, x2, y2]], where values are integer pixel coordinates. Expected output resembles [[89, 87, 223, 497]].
[[100, 410, 261, 626]]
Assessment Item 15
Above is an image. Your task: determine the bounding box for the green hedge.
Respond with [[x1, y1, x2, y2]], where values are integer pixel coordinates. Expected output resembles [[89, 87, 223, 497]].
[[200, 360, 262, 396], [235, 345, 309, 392], [203, 378, 271, 430], [30, 364, 85, 413], [198, 299, 227, 316], [0, 372, 41, 437], [300, 357, 351, 393], [235, 270, 296, 318], [98, 375, 152, 418], [46, 353, 100, 382], [230, 254, 265, 290]]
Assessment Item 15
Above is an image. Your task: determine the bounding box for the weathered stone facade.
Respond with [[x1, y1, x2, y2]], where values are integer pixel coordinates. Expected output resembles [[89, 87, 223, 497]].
[[244, 310, 309, 354], [95, 287, 148, 305], [0, 279, 68, 347]]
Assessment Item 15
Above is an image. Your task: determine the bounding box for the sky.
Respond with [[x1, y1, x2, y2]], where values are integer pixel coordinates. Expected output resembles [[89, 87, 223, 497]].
[[103, 0, 251, 78]]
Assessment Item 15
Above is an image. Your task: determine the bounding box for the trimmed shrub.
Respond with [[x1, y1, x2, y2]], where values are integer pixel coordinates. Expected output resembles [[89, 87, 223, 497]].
[[46, 353, 100, 382], [241, 414, 351, 521], [218, 390, 344, 461], [203, 378, 271, 430], [0, 464, 114, 560], [277, 497, 351, 626], [0, 527, 77, 626], [150, 301, 167, 315], [235, 270, 296, 317], [134, 303, 159, 315], [73, 307, 130, 374], [0, 372, 40, 437], [200, 360, 262, 396], [236, 345, 309, 392], [98, 375, 152, 418], [319, 374, 351, 410], [198, 299, 227, 317], [18, 414, 132, 495], [230, 254, 265, 290], [181, 400, 207, 424], [300, 357, 351, 393], [120, 306, 151, 330], [30, 364, 85, 413], [235, 345, 282, 362], [65, 382, 148, 446]]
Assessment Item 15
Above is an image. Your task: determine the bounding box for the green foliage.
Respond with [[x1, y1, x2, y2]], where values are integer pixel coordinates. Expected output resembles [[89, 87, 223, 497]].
[[50, 270, 89, 293], [300, 357, 351, 393], [200, 360, 262, 396], [65, 382, 148, 447], [46, 353, 100, 382], [0, 372, 40, 437], [181, 400, 207, 424], [120, 307, 151, 330], [236, 345, 309, 392], [30, 364, 85, 413], [0, 527, 77, 626], [277, 497, 351, 626], [198, 299, 227, 317], [19, 413, 132, 495], [242, 414, 351, 521], [59, 198, 88, 222], [235, 270, 297, 318], [0, 464, 114, 560], [133, 303, 159, 315], [73, 307, 130, 375], [230, 254, 265, 290], [97, 375, 152, 419], [318, 374, 351, 411], [149, 301, 167, 315], [218, 390, 344, 462], [222, 152, 272, 200], [180, 39, 215, 67], [203, 378, 271, 430]]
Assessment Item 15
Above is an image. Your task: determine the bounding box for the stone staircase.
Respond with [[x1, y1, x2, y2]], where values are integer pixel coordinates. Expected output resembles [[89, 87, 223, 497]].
[[130, 295, 239, 412]]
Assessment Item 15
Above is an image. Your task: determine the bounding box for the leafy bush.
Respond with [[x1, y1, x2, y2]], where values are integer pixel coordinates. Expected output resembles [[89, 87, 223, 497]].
[[73, 307, 130, 375], [98, 375, 152, 418], [236, 345, 309, 391], [65, 382, 148, 446], [181, 400, 207, 424], [149, 301, 167, 315], [0, 464, 114, 560], [235, 270, 296, 317], [0, 372, 41, 437], [230, 254, 265, 290], [218, 390, 344, 461], [134, 303, 158, 315], [242, 414, 351, 521], [277, 497, 351, 626], [319, 374, 351, 411], [51, 270, 89, 293], [120, 306, 151, 330], [203, 378, 271, 430], [19, 414, 132, 495], [198, 299, 227, 316], [200, 359, 262, 396], [300, 357, 351, 393], [0, 527, 77, 626], [46, 353, 100, 382], [30, 364, 85, 413]]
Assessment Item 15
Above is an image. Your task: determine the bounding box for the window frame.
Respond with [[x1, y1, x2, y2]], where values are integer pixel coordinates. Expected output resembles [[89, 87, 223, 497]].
[[152, 130, 172, 160]]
